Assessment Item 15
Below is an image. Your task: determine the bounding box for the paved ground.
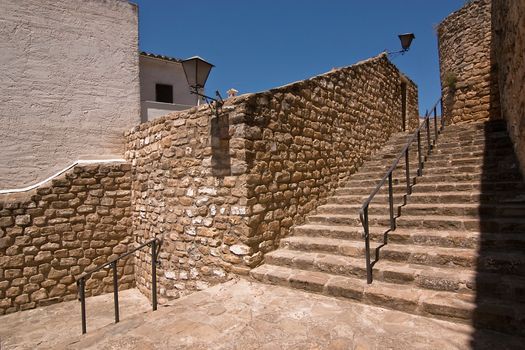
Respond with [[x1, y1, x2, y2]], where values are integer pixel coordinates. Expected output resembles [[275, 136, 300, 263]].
[[1, 279, 523, 349], [0, 288, 152, 350]]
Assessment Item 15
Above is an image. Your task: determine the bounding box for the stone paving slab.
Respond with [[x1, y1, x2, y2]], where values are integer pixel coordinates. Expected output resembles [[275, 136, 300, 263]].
[[0, 279, 523, 349], [0, 288, 152, 349]]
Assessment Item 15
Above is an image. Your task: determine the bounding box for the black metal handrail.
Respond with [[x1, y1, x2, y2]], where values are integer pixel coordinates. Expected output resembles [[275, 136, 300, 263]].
[[359, 98, 444, 284], [76, 237, 161, 334]]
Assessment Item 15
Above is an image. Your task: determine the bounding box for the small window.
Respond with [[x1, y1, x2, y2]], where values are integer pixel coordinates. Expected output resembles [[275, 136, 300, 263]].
[[155, 84, 173, 103]]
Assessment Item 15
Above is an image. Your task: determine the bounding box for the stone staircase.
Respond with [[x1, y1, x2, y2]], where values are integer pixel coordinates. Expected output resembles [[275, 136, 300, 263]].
[[251, 119, 525, 335]]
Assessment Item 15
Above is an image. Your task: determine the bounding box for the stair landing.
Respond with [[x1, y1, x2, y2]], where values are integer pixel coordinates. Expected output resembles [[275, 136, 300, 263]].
[[4, 280, 523, 349]]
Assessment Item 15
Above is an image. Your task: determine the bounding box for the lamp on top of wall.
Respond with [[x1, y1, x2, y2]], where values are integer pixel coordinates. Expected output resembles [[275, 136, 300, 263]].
[[387, 33, 416, 57], [398, 33, 415, 52], [181, 56, 223, 107]]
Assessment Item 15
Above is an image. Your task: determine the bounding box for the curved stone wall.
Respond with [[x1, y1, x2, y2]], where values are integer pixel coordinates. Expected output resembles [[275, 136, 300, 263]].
[[438, 0, 500, 124]]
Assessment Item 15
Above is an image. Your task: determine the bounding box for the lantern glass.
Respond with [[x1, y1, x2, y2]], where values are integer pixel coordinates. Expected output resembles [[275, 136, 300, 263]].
[[398, 33, 415, 51], [181, 56, 214, 89]]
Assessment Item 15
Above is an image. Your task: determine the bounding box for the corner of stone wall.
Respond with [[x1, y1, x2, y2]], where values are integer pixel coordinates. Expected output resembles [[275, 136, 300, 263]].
[[125, 53, 419, 304]]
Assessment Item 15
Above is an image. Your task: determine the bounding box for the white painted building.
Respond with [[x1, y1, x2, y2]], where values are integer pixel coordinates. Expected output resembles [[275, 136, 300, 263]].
[[139, 52, 203, 122], [0, 0, 141, 189], [0, 0, 210, 189]]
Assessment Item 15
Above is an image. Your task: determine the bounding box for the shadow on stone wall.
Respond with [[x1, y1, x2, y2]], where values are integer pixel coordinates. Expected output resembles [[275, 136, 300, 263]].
[[470, 1, 525, 343], [211, 112, 231, 177], [470, 120, 525, 346]]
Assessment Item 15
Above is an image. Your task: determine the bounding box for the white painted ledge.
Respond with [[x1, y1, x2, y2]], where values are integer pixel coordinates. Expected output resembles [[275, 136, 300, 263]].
[[0, 159, 126, 195]]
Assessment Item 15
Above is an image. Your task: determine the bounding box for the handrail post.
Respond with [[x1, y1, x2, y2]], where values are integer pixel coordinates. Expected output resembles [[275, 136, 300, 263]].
[[151, 239, 158, 311], [440, 98, 444, 130], [439, 97, 445, 131], [388, 173, 395, 233], [112, 261, 120, 323], [363, 207, 372, 284], [79, 279, 87, 334], [433, 107, 438, 142], [417, 130, 422, 176], [405, 148, 411, 195], [426, 118, 431, 154]]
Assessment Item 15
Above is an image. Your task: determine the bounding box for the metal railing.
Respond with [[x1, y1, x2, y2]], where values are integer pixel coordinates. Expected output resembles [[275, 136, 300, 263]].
[[359, 98, 444, 284], [76, 237, 161, 334]]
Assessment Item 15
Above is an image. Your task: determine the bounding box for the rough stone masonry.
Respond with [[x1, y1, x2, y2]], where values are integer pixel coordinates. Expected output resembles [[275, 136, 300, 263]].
[[1, 53, 418, 312], [438, 0, 500, 125], [126, 53, 419, 303], [439, 0, 525, 176], [0, 163, 134, 314]]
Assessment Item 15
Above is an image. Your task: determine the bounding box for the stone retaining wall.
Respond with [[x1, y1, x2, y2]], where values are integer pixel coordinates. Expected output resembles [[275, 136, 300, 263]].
[[438, 0, 501, 124], [492, 0, 525, 176], [126, 53, 419, 302], [0, 163, 133, 314]]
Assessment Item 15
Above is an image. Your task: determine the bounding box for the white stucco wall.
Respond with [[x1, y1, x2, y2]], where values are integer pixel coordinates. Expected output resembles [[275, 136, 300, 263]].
[[139, 55, 196, 122], [0, 0, 140, 189]]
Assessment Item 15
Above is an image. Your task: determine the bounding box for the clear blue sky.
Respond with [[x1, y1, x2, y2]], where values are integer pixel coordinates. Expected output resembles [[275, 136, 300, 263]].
[[133, 0, 465, 113]]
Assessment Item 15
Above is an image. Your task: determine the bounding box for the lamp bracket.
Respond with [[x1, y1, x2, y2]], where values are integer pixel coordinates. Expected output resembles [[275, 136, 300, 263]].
[[190, 88, 224, 115], [386, 48, 409, 58]]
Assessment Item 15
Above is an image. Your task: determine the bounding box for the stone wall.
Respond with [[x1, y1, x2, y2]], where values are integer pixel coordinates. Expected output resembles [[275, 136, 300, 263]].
[[126, 53, 419, 302], [438, 0, 500, 124], [125, 107, 244, 302], [0, 163, 133, 315], [492, 0, 525, 176], [0, 0, 140, 189]]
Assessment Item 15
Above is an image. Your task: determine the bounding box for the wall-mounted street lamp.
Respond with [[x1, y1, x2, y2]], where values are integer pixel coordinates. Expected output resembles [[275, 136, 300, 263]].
[[387, 33, 416, 57], [181, 56, 223, 107], [398, 33, 415, 53]]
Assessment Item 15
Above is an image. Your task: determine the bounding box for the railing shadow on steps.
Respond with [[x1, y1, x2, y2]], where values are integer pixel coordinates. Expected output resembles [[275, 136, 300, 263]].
[[359, 98, 444, 284], [75, 237, 162, 334]]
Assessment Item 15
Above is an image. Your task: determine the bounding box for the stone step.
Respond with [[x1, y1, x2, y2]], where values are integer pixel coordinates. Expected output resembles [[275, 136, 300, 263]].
[[336, 184, 415, 195], [317, 203, 525, 218], [436, 137, 513, 149], [250, 264, 525, 334], [440, 123, 507, 135], [434, 144, 513, 156], [395, 215, 525, 233], [388, 133, 508, 150], [327, 193, 407, 205], [336, 179, 525, 195], [293, 224, 364, 240], [279, 237, 477, 268], [293, 224, 525, 250], [411, 181, 525, 193], [359, 154, 517, 175], [306, 213, 380, 226], [271, 242, 525, 301], [433, 130, 508, 141], [433, 143, 514, 155], [386, 228, 525, 250], [338, 181, 525, 197], [400, 203, 525, 217], [351, 164, 521, 181], [344, 171, 522, 189], [428, 149, 513, 161], [328, 191, 525, 205], [408, 191, 525, 204], [306, 213, 525, 233], [278, 238, 525, 276]]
